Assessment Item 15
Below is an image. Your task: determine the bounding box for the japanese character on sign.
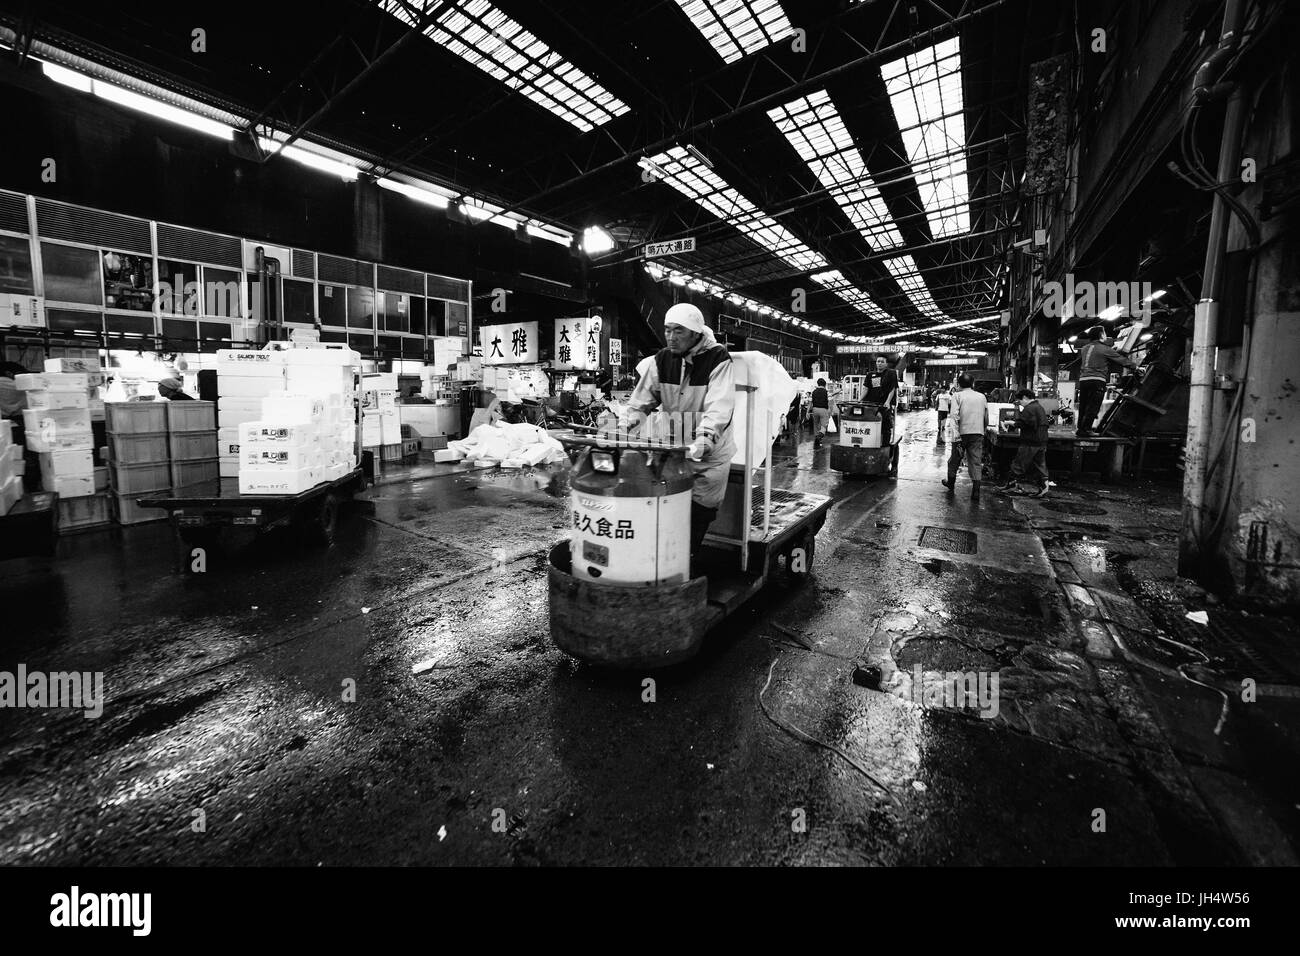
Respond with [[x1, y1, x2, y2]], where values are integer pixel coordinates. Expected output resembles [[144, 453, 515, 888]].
[[558, 345, 571, 364], [595, 518, 612, 538], [587, 345, 598, 366], [573, 513, 594, 534], [490, 334, 504, 358], [559, 324, 571, 343], [511, 327, 528, 357], [614, 520, 635, 540]]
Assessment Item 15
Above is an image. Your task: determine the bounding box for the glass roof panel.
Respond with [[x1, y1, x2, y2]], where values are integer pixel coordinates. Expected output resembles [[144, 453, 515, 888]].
[[674, 0, 795, 63]]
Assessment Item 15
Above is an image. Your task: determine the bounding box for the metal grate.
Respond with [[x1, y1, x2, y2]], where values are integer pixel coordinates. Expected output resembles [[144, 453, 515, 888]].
[[377, 264, 425, 295], [427, 274, 470, 302], [0, 190, 29, 233], [291, 249, 315, 279], [157, 223, 242, 267], [749, 487, 806, 525], [36, 198, 151, 253], [318, 254, 373, 287], [918, 526, 978, 554]]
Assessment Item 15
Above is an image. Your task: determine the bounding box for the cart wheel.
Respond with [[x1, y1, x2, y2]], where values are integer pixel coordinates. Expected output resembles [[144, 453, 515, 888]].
[[306, 494, 340, 547], [773, 531, 815, 587], [889, 445, 899, 478]]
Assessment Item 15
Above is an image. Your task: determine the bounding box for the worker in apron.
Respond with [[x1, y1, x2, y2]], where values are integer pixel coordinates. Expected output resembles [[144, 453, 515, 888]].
[[616, 303, 736, 557]]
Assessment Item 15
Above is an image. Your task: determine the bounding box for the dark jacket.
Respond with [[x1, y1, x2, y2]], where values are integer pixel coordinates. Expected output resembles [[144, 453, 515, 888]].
[[1015, 400, 1051, 444], [1078, 341, 1137, 382], [811, 387, 829, 409]]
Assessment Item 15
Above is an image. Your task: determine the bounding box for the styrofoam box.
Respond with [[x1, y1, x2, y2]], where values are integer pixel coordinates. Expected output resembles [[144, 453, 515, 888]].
[[434, 448, 463, 463], [4, 442, 20, 461], [218, 427, 240, 457], [0, 420, 11, 446], [24, 389, 90, 411], [216, 349, 287, 371], [242, 443, 322, 470], [44, 473, 96, 498], [0, 476, 21, 515], [27, 429, 93, 453], [14, 372, 88, 391], [219, 375, 287, 397], [381, 418, 402, 444], [284, 348, 360, 367], [219, 458, 240, 478], [262, 395, 323, 424], [22, 406, 91, 433], [0, 456, 13, 484], [39, 449, 93, 475], [239, 422, 319, 446], [362, 373, 398, 390], [44, 357, 101, 374], [239, 467, 322, 495]]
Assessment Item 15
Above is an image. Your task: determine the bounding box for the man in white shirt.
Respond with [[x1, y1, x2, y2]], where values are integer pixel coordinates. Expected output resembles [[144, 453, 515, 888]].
[[941, 374, 988, 500], [935, 387, 953, 441]]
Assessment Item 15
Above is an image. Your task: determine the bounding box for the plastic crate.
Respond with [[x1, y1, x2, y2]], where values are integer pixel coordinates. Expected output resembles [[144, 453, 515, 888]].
[[58, 492, 111, 532], [108, 432, 169, 465], [170, 457, 220, 489], [110, 491, 168, 525], [165, 401, 216, 432], [380, 443, 403, 462], [168, 431, 219, 461], [108, 460, 173, 494], [105, 402, 168, 434]]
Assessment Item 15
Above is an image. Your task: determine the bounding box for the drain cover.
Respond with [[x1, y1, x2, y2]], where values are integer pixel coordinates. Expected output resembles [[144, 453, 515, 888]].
[[918, 526, 977, 554], [1039, 501, 1108, 516]]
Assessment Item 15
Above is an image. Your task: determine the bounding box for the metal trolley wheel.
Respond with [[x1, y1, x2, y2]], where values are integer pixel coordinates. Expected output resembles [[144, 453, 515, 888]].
[[298, 493, 341, 547]]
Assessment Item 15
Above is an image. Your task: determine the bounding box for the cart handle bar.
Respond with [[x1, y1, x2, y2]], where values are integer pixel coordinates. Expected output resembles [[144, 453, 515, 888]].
[[559, 435, 691, 453]]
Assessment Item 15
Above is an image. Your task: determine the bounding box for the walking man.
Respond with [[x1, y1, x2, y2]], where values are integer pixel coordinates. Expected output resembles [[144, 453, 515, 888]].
[[998, 389, 1050, 497], [1076, 327, 1138, 436], [935, 386, 952, 441], [941, 374, 988, 500], [811, 378, 832, 447]]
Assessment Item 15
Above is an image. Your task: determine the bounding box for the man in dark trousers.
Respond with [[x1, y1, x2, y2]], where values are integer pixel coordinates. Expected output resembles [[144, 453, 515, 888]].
[[864, 355, 899, 444], [998, 389, 1051, 497], [810, 378, 831, 447], [941, 373, 987, 500], [1075, 327, 1138, 436]]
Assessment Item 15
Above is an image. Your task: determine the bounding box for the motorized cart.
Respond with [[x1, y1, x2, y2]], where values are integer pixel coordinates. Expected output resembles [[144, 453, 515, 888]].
[[548, 376, 832, 669], [830, 401, 900, 478]]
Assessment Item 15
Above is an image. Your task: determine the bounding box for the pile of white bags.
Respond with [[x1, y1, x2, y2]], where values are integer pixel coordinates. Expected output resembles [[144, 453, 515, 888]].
[[444, 421, 568, 468]]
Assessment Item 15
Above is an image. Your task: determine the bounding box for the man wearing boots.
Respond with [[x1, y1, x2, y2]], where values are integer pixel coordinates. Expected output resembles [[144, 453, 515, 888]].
[[941, 374, 987, 500], [998, 389, 1050, 497]]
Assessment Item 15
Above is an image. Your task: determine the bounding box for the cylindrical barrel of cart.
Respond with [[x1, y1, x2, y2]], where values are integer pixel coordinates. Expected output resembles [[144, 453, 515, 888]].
[[568, 444, 693, 586], [837, 402, 883, 448]]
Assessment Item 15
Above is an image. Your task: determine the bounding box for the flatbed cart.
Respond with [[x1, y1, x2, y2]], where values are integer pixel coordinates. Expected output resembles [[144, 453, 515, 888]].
[[548, 381, 832, 669], [138, 468, 366, 571]]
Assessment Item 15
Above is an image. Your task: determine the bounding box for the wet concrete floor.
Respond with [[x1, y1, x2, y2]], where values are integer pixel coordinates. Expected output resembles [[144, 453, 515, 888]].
[[1, 411, 1296, 865]]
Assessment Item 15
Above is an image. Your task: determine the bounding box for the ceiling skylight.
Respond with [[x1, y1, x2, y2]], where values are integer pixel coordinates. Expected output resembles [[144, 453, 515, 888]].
[[377, 0, 630, 132], [768, 91, 903, 252], [646, 146, 830, 273], [883, 255, 948, 322], [809, 269, 899, 327], [881, 37, 969, 238], [673, 0, 795, 63]]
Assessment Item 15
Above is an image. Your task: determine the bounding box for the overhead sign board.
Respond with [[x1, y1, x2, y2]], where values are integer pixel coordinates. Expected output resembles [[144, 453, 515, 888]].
[[836, 343, 887, 354], [643, 238, 696, 259], [553, 316, 602, 370], [479, 320, 539, 365]]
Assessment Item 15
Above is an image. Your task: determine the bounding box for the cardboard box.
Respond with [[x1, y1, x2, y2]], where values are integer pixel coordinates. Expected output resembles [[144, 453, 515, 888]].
[[239, 422, 319, 446], [24, 389, 90, 411], [44, 357, 101, 374], [39, 449, 94, 476], [23, 407, 91, 434], [241, 443, 322, 470], [26, 428, 94, 453], [433, 448, 463, 463]]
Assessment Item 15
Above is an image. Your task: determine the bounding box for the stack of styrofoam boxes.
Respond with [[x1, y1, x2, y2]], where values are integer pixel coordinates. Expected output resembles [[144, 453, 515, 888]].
[[0, 420, 23, 515], [17, 371, 96, 504], [165, 401, 219, 489], [105, 402, 170, 525], [43, 357, 111, 529], [237, 346, 358, 495], [217, 349, 288, 478]]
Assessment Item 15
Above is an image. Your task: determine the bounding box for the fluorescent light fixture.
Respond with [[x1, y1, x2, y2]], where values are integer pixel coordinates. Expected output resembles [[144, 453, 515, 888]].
[[526, 222, 574, 245], [377, 177, 451, 208], [582, 226, 616, 255], [1098, 304, 1124, 320], [638, 158, 669, 180], [43, 62, 93, 92], [769, 91, 904, 252], [881, 37, 969, 238], [376, 0, 630, 132], [684, 144, 714, 169], [669, 274, 688, 286], [1139, 332, 1153, 341], [259, 137, 357, 179], [96, 80, 232, 140], [877, 314, 994, 340], [1141, 288, 1167, 304], [673, 0, 795, 63], [1067, 335, 1078, 343]]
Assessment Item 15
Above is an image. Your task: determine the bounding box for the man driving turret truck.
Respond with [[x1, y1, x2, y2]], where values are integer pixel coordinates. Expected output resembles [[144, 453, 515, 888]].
[[606, 303, 736, 559]]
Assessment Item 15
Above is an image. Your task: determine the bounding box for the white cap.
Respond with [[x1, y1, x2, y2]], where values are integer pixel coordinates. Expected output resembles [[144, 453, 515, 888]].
[[664, 302, 706, 334]]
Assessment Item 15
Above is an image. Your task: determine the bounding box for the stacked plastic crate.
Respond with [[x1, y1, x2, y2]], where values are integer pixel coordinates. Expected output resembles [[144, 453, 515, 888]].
[[105, 402, 171, 525], [166, 401, 219, 489], [0, 419, 23, 515]]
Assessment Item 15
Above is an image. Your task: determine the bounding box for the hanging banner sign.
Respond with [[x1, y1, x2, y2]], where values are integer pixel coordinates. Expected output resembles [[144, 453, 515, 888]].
[[643, 238, 696, 258], [553, 316, 603, 370], [836, 343, 887, 354], [480, 320, 539, 365], [608, 338, 622, 369]]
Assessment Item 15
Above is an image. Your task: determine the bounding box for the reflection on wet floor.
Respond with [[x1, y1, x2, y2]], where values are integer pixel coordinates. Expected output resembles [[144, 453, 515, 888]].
[[0, 411, 1295, 865]]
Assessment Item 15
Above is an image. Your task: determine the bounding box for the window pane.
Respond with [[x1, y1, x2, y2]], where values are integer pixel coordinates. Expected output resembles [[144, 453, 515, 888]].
[[347, 287, 375, 331], [206, 267, 241, 318], [447, 301, 468, 335], [408, 296, 427, 336], [283, 278, 315, 324], [0, 236, 34, 295], [383, 292, 409, 333], [103, 251, 154, 311], [41, 243, 101, 305], [158, 259, 200, 316], [319, 284, 346, 326]]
